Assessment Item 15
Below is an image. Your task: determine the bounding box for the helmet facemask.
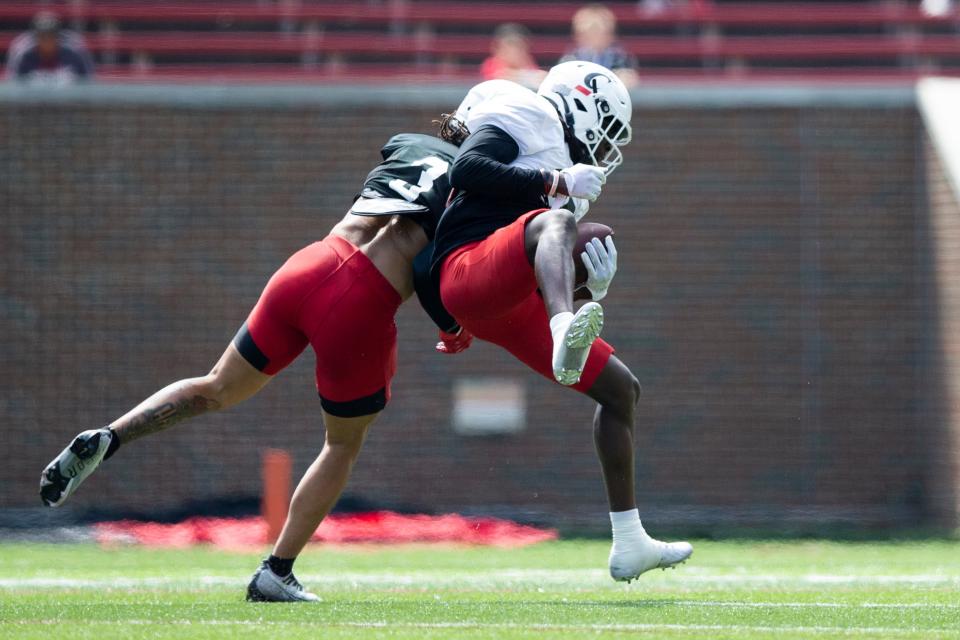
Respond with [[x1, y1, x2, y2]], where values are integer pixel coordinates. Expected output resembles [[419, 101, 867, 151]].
[[582, 100, 632, 175]]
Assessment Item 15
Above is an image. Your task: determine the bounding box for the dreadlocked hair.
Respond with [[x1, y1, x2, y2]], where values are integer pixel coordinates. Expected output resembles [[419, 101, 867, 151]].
[[435, 113, 470, 146]]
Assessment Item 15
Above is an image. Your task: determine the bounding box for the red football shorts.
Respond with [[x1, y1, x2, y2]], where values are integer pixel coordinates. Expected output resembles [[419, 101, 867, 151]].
[[440, 210, 614, 394], [234, 234, 401, 417]]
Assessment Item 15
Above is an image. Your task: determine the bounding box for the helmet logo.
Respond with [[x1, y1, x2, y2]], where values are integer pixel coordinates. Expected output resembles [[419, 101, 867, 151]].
[[584, 72, 612, 93]]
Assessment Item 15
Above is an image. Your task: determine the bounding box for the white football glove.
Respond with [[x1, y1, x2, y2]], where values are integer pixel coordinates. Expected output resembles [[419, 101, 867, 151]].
[[581, 236, 618, 301], [561, 163, 606, 202]]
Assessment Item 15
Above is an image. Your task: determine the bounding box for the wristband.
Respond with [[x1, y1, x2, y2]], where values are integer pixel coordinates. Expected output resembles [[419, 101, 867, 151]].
[[542, 169, 561, 198], [548, 170, 560, 197]]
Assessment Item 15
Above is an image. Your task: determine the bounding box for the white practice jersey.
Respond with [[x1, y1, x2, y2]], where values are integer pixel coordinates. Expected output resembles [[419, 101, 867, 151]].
[[454, 79, 525, 123], [462, 81, 575, 210]]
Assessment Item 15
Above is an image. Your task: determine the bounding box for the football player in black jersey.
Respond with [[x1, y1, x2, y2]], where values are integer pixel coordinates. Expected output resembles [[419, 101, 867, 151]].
[[39, 132, 467, 602]]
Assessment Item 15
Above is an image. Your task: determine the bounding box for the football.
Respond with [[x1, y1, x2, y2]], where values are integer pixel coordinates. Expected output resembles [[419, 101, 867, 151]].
[[574, 222, 614, 286]]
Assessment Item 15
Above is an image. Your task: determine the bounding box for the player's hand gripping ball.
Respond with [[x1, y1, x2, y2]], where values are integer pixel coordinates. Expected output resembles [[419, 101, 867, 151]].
[[573, 222, 617, 300], [581, 236, 618, 301]]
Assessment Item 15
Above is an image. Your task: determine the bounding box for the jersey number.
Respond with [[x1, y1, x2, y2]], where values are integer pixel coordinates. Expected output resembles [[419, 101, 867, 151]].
[[388, 156, 449, 202]]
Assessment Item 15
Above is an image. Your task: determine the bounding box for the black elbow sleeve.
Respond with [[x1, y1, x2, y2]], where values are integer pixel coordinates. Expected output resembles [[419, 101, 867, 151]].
[[413, 243, 460, 334]]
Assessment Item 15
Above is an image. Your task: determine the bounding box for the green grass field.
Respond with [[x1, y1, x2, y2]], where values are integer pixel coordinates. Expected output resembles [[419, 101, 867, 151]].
[[1, 539, 958, 639]]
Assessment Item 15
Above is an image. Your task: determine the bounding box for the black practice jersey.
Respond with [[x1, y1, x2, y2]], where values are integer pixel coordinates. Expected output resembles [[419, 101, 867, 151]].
[[353, 133, 459, 240], [431, 125, 548, 276]]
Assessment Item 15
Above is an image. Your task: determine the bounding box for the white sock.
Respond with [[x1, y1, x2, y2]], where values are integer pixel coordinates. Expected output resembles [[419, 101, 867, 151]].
[[549, 311, 574, 345], [610, 508, 647, 544]]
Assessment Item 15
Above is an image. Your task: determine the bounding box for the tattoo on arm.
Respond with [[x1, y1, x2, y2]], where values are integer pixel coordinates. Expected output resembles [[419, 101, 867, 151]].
[[112, 394, 221, 444]]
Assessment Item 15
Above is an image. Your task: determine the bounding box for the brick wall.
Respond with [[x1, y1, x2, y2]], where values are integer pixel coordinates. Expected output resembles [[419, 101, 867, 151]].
[[1, 97, 951, 533]]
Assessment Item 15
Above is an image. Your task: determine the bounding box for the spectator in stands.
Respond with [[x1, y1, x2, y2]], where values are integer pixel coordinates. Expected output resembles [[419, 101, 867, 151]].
[[561, 4, 638, 88], [481, 24, 546, 88], [5, 12, 95, 84], [922, 0, 954, 16]]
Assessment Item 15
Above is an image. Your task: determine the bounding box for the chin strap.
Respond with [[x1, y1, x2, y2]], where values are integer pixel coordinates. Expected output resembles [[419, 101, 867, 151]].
[[544, 93, 588, 163]]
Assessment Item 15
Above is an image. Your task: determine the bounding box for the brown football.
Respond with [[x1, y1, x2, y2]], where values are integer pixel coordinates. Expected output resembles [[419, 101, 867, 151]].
[[574, 222, 614, 286]]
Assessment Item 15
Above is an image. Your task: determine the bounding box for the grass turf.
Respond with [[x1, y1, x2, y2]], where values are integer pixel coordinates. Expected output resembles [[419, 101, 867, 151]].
[[1, 539, 958, 639]]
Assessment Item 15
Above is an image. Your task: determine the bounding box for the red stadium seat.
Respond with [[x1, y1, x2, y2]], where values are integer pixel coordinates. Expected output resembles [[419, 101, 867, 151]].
[[0, 2, 954, 28], [1, 1, 959, 81]]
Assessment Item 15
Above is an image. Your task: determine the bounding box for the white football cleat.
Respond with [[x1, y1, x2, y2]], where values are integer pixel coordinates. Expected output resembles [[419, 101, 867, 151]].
[[552, 302, 604, 385], [40, 428, 114, 508], [246, 561, 320, 603], [609, 536, 693, 583]]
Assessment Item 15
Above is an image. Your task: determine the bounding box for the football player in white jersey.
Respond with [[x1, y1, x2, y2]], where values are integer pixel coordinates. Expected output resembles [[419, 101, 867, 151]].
[[431, 62, 693, 582]]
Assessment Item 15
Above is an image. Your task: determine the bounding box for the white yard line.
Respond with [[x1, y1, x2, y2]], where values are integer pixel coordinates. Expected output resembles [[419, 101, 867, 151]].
[[1, 574, 959, 611], [3, 569, 959, 590], [5, 619, 953, 636], [673, 601, 960, 610], [273, 621, 958, 635]]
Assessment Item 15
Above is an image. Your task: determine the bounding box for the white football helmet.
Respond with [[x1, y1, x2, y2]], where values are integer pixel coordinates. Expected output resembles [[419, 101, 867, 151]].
[[538, 61, 632, 174]]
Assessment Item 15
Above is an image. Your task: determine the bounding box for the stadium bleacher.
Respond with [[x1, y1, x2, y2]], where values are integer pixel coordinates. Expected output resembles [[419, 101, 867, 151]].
[[1, 1, 958, 82]]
